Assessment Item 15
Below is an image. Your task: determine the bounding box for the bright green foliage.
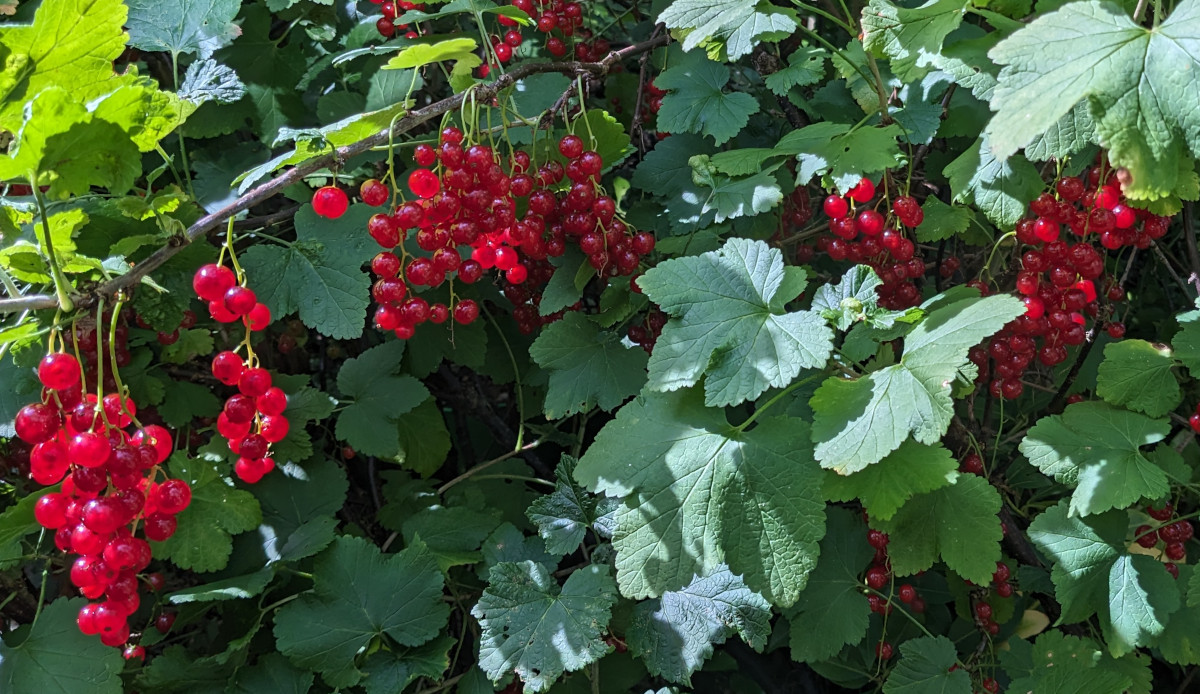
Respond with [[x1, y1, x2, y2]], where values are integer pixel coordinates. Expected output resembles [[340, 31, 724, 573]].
[[654, 50, 760, 145], [1029, 501, 1181, 655], [862, 0, 967, 82], [786, 508, 873, 663], [1159, 566, 1200, 665], [0, 0, 132, 130], [812, 292, 1023, 474], [823, 440, 959, 521], [179, 58, 246, 105], [872, 474, 1002, 584], [1096, 340, 1181, 417], [688, 166, 785, 224], [637, 238, 832, 407], [779, 122, 904, 193], [881, 636, 971, 694], [274, 536, 449, 688], [334, 341, 430, 458], [530, 312, 649, 419], [626, 565, 771, 685], [811, 264, 912, 331], [472, 562, 618, 693], [1024, 102, 1096, 162], [165, 568, 275, 604], [0, 598, 124, 694], [986, 0, 1200, 203], [914, 196, 972, 242], [150, 455, 262, 572], [527, 456, 616, 555], [575, 389, 826, 605], [125, 0, 241, 58], [944, 136, 1045, 227], [764, 47, 827, 95], [1005, 632, 1136, 692], [240, 203, 378, 339], [658, 0, 796, 60], [1019, 401, 1170, 517]]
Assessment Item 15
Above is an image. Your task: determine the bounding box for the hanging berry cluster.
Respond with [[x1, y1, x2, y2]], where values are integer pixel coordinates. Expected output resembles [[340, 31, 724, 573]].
[[370, 0, 425, 39], [191, 229, 290, 484], [20, 307, 180, 649], [817, 178, 927, 310], [1134, 502, 1192, 577], [968, 159, 1172, 400], [510, 0, 584, 57], [312, 113, 655, 339]]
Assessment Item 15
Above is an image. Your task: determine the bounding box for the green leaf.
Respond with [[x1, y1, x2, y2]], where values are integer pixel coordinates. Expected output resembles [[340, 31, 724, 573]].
[[944, 136, 1045, 228], [861, 0, 967, 82], [1024, 103, 1097, 162], [654, 50, 760, 145], [812, 292, 1023, 474], [0, 88, 141, 198], [158, 379, 221, 427], [125, 0, 240, 58], [336, 341, 430, 458], [658, 0, 797, 60], [1106, 554, 1181, 656], [527, 455, 615, 555], [0, 598, 124, 694], [90, 80, 187, 152], [575, 389, 826, 605], [0, 0, 132, 131], [240, 203, 377, 339], [986, 0, 1200, 203], [472, 562, 618, 693], [150, 456, 262, 572], [539, 247, 587, 316], [165, 568, 275, 604], [764, 47, 827, 96], [361, 637, 454, 694], [785, 507, 873, 663], [779, 122, 904, 193], [882, 636, 972, 694], [1159, 566, 1200, 665], [914, 196, 972, 242], [179, 57, 246, 106], [694, 169, 785, 223], [1005, 632, 1139, 693], [402, 505, 500, 570], [637, 237, 833, 407], [823, 441, 959, 522], [530, 312, 649, 419], [873, 474, 1002, 584], [229, 653, 314, 694], [1028, 501, 1125, 623], [1096, 340, 1181, 418], [394, 398, 451, 476], [810, 264, 913, 331], [254, 457, 348, 563], [386, 38, 479, 69], [273, 536, 449, 688], [626, 565, 771, 685], [158, 328, 214, 365], [1018, 401, 1170, 517]]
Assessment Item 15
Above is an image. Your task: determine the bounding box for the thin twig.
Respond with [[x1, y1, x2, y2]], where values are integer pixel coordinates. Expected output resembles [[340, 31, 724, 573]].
[[1150, 240, 1193, 296], [1183, 202, 1200, 295], [0, 36, 670, 315]]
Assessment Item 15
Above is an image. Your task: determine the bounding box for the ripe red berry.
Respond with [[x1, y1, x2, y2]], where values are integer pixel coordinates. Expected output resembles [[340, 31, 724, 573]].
[[865, 566, 889, 589], [453, 299, 480, 325], [193, 264, 237, 301], [875, 642, 893, 660], [992, 562, 1010, 584], [847, 178, 875, 203], [960, 453, 984, 476], [974, 602, 993, 620], [994, 582, 1014, 598], [413, 144, 438, 167], [867, 529, 890, 549], [823, 195, 849, 219], [1147, 502, 1174, 521], [155, 612, 176, 635], [312, 186, 349, 219], [558, 134, 584, 159], [38, 353, 81, 390], [897, 584, 916, 604], [360, 179, 389, 206], [408, 168, 440, 199]]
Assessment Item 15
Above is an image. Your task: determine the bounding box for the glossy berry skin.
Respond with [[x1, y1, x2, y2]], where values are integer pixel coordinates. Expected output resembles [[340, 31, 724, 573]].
[[312, 186, 349, 219], [865, 566, 889, 589], [224, 286, 258, 316], [875, 643, 893, 660], [558, 135, 584, 159], [822, 195, 848, 219], [360, 179, 389, 206], [38, 353, 81, 390], [193, 264, 237, 301], [453, 299, 480, 325], [408, 169, 441, 199], [847, 178, 875, 203]]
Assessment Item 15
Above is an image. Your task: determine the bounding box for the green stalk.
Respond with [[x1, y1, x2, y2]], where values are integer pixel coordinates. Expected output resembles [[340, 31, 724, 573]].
[[30, 176, 74, 312]]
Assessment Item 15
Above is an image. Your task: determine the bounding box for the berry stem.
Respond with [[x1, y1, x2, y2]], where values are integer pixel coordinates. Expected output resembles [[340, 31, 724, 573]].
[[481, 304, 527, 451], [30, 176, 75, 313]]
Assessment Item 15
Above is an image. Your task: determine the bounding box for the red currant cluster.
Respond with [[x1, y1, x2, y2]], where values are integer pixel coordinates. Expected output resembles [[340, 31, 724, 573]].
[[193, 263, 289, 484], [192, 263, 272, 329], [370, 0, 424, 39], [817, 179, 926, 310], [1134, 502, 1192, 577], [311, 124, 652, 339], [626, 309, 666, 353], [18, 349, 180, 648], [971, 598, 999, 636], [968, 164, 1169, 399], [510, 0, 584, 57], [990, 560, 1014, 599]]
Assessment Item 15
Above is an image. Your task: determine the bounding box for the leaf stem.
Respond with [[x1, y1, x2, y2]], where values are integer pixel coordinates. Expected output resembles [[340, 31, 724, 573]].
[[437, 440, 542, 494], [734, 372, 824, 433], [28, 529, 48, 628], [30, 178, 74, 312], [482, 303, 527, 450]]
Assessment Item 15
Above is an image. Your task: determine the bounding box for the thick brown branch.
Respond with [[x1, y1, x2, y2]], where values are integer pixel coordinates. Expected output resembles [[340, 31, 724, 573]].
[[0, 35, 669, 316]]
